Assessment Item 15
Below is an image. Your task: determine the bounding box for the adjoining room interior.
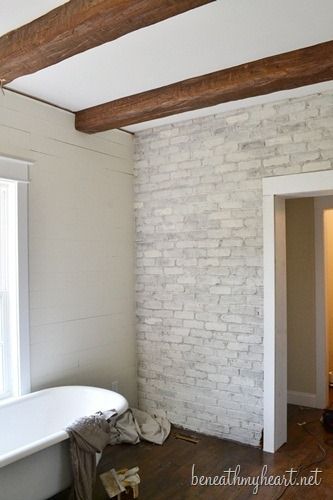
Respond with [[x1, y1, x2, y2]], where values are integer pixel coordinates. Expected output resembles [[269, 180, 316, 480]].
[[324, 208, 333, 402], [286, 197, 333, 435], [1, 1, 333, 499], [286, 196, 333, 412]]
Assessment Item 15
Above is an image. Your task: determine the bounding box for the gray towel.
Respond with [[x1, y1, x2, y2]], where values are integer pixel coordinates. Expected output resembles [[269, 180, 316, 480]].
[[67, 410, 117, 500]]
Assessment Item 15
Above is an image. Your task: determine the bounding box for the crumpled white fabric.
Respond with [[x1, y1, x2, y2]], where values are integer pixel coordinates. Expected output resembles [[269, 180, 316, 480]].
[[109, 408, 171, 446]]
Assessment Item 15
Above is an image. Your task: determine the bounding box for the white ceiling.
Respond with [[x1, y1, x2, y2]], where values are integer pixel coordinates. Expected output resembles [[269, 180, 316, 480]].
[[2, 0, 333, 132], [0, 1, 68, 34]]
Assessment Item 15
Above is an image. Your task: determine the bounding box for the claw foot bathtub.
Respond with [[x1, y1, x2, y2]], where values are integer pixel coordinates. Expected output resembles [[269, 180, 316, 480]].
[[0, 386, 128, 500]]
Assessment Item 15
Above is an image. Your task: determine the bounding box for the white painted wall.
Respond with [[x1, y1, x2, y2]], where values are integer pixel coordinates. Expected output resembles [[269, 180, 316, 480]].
[[0, 90, 137, 404]]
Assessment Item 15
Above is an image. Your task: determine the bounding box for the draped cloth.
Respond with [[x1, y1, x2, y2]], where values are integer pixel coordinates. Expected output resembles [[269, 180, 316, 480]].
[[110, 408, 170, 446], [67, 408, 170, 500], [67, 411, 117, 500]]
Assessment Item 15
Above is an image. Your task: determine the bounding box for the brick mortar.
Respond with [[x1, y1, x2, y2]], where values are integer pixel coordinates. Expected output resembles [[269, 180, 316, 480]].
[[134, 91, 333, 446]]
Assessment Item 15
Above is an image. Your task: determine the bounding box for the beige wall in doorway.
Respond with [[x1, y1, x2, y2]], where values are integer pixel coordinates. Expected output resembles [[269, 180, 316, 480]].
[[286, 198, 316, 395]]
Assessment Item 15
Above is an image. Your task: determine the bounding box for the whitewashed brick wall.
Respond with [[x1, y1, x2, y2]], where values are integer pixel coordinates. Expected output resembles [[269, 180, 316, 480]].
[[134, 91, 333, 446]]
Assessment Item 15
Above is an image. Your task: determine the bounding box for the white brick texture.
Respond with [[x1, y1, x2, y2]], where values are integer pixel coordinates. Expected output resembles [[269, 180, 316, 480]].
[[134, 91, 333, 446]]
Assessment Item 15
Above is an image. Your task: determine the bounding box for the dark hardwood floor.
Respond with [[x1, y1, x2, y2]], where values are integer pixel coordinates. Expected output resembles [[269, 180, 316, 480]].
[[53, 405, 333, 499]]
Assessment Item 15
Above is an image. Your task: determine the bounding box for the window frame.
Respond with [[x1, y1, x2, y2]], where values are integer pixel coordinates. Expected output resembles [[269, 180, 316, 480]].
[[0, 156, 31, 399]]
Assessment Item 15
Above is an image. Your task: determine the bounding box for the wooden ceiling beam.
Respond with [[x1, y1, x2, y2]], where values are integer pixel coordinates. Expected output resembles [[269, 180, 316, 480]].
[[0, 0, 213, 84], [75, 40, 333, 133]]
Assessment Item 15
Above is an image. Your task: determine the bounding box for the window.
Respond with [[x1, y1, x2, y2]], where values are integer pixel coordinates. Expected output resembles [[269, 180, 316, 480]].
[[0, 180, 18, 397], [0, 157, 30, 399]]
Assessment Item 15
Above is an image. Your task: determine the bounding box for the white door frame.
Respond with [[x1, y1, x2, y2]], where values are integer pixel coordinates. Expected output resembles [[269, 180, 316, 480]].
[[263, 170, 333, 453]]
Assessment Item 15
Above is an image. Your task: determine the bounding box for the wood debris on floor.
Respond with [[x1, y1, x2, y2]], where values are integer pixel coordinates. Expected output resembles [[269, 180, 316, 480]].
[[100, 467, 140, 499], [174, 432, 199, 444]]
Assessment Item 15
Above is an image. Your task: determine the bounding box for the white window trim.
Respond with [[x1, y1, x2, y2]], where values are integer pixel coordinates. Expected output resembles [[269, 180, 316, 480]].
[[0, 155, 32, 397]]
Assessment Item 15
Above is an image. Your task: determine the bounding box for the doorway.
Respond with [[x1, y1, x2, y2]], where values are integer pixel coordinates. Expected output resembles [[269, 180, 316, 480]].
[[263, 170, 333, 453], [285, 197, 333, 411]]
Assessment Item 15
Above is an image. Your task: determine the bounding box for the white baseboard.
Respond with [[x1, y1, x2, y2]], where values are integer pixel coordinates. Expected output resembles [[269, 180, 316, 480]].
[[287, 390, 318, 408]]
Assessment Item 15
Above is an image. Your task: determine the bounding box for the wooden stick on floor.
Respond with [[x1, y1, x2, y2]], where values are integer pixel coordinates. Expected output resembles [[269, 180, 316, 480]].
[[175, 433, 199, 444]]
